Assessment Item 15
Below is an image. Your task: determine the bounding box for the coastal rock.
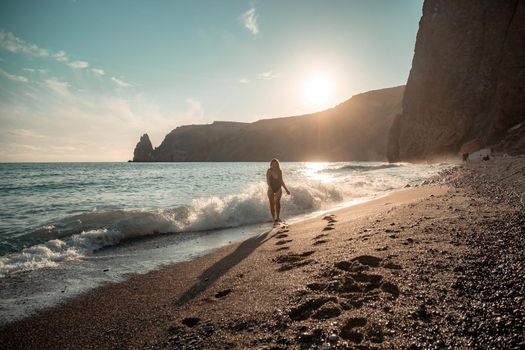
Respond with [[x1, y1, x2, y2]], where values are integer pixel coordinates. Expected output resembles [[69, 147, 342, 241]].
[[134, 86, 404, 162], [494, 122, 525, 155], [132, 133, 154, 162], [388, 0, 525, 161]]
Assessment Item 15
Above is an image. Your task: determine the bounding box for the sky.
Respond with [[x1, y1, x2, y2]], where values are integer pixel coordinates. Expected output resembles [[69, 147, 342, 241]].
[[0, 0, 424, 162]]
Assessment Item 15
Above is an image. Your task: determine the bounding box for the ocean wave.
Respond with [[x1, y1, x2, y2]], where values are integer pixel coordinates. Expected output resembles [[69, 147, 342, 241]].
[[321, 163, 402, 173], [0, 181, 344, 276], [0, 239, 81, 277]]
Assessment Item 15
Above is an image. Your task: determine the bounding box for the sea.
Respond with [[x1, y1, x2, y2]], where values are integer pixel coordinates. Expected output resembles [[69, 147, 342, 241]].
[[0, 161, 450, 323]]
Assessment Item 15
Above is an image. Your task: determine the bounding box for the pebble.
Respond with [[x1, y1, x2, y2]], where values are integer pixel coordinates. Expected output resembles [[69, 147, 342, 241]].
[[320, 342, 331, 350], [328, 333, 338, 342]]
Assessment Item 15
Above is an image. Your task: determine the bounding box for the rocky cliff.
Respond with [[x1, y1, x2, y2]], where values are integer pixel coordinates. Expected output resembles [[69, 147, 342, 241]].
[[133, 134, 154, 162], [388, 0, 525, 161], [133, 86, 404, 162]]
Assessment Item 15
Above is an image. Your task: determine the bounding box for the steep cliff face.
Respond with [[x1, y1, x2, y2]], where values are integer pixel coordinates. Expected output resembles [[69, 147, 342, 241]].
[[388, 0, 525, 161], [133, 86, 404, 162], [132, 134, 154, 162]]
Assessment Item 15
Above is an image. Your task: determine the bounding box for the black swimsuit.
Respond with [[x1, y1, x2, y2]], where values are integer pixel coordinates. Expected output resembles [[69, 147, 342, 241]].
[[268, 171, 282, 193]]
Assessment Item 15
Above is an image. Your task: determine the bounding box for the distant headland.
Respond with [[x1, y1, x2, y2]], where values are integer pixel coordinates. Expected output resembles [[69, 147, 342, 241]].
[[132, 86, 405, 162]]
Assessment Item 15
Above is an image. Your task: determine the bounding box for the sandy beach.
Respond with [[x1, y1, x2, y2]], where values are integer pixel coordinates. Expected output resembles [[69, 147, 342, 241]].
[[1, 156, 524, 349]]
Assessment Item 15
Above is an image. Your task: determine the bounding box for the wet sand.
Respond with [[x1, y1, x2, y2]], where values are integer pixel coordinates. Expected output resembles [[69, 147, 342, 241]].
[[1, 156, 524, 349]]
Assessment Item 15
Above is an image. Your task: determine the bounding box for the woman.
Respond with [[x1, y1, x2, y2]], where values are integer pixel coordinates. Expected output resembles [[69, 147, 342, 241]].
[[266, 158, 290, 224]]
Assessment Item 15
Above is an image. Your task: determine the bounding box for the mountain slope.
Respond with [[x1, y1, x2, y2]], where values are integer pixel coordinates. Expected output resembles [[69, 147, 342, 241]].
[[133, 85, 405, 162]]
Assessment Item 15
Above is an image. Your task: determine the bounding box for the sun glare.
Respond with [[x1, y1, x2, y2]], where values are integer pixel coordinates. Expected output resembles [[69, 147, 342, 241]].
[[302, 73, 335, 110], [303, 162, 333, 183]]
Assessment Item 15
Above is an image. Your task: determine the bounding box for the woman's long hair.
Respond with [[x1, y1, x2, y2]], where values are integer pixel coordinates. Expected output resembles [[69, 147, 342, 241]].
[[270, 158, 281, 171]]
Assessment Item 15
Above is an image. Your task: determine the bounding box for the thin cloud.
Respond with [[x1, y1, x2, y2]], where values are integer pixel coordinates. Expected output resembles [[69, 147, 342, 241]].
[[53, 50, 69, 62], [7, 128, 47, 138], [91, 68, 105, 76], [258, 71, 277, 80], [0, 30, 49, 57], [17, 144, 44, 151], [186, 98, 204, 118], [68, 60, 89, 69], [174, 98, 206, 126], [0, 68, 29, 82], [50, 145, 78, 152], [238, 78, 250, 84], [111, 76, 132, 88], [45, 78, 71, 97], [26, 68, 48, 74], [0, 31, 133, 90], [0, 31, 91, 72], [242, 8, 259, 35], [0, 88, 210, 161]]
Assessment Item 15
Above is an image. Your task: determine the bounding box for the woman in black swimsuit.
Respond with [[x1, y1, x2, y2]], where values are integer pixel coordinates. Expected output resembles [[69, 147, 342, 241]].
[[266, 158, 290, 223]]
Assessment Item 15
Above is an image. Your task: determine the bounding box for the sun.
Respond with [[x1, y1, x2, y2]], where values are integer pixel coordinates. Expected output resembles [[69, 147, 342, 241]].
[[302, 73, 335, 110]]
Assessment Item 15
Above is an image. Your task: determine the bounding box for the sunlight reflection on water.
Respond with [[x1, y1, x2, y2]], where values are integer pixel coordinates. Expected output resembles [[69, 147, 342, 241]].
[[303, 162, 334, 183]]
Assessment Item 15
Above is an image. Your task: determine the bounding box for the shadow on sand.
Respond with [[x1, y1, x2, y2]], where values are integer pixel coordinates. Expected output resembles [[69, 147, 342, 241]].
[[175, 229, 274, 306]]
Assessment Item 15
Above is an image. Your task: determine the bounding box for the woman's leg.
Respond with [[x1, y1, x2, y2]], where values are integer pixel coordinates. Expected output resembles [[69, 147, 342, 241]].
[[267, 188, 276, 221], [275, 189, 283, 221]]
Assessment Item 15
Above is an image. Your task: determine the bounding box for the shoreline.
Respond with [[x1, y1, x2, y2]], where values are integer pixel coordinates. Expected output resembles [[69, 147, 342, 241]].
[[0, 169, 447, 325], [1, 156, 524, 349], [0, 185, 440, 326]]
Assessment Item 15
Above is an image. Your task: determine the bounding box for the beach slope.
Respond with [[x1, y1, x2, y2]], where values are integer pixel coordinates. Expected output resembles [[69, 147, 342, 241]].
[[1, 156, 524, 349]]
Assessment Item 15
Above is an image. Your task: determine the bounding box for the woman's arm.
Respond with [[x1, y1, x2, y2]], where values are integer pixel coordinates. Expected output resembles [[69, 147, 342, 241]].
[[280, 171, 290, 195], [266, 169, 271, 186]]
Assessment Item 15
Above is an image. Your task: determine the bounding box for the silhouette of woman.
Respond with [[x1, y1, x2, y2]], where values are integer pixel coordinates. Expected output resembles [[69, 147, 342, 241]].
[[266, 158, 290, 224]]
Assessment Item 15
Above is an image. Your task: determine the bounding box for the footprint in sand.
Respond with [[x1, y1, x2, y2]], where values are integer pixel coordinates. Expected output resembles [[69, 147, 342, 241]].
[[288, 296, 337, 321], [352, 255, 382, 267], [322, 214, 336, 220], [182, 317, 201, 327], [380, 281, 400, 297], [287, 254, 401, 327], [278, 260, 313, 272], [276, 246, 290, 252], [215, 289, 232, 298], [340, 317, 367, 343], [275, 233, 289, 239], [274, 251, 315, 272], [313, 239, 329, 246], [402, 237, 416, 245], [322, 214, 338, 223], [313, 233, 329, 240], [274, 252, 310, 264], [311, 301, 342, 319], [322, 226, 335, 231], [275, 239, 292, 246]]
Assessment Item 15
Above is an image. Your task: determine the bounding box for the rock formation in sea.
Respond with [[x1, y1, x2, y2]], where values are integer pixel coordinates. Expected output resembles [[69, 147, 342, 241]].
[[133, 134, 154, 162], [388, 0, 525, 161], [132, 86, 404, 162]]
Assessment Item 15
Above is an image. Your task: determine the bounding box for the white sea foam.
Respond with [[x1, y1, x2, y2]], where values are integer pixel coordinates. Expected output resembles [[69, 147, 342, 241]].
[[0, 239, 80, 277], [0, 180, 345, 276], [1, 161, 453, 277]]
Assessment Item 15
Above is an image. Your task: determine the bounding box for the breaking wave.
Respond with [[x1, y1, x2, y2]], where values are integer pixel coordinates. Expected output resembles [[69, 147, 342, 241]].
[[321, 163, 403, 172], [0, 181, 343, 276]]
